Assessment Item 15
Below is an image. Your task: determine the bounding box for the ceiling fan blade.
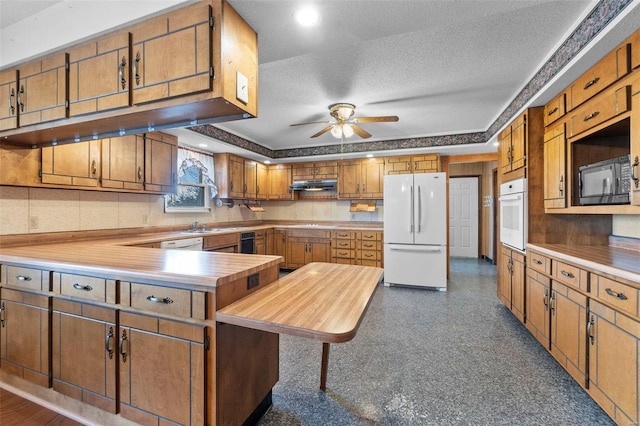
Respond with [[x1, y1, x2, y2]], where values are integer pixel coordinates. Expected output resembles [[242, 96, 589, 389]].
[[353, 116, 399, 123], [310, 126, 334, 138], [351, 124, 372, 139], [290, 120, 331, 127]]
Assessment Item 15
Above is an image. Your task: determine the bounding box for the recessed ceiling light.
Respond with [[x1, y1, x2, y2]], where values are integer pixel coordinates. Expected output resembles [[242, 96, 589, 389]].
[[294, 8, 320, 27], [264, 160, 271, 164], [366, 154, 374, 158], [198, 143, 207, 148], [493, 142, 499, 146]]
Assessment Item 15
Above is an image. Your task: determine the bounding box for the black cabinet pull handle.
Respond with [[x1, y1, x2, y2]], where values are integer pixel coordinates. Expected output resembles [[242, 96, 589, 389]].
[[106, 327, 114, 359], [583, 111, 600, 122], [8, 88, 15, 115], [587, 315, 595, 345], [73, 283, 93, 291], [560, 270, 574, 279], [134, 52, 141, 85], [605, 288, 628, 300], [146, 295, 174, 304], [16, 274, 32, 281], [119, 330, 128, 363], [533, 259, 542, 265], [583, 76, 600, 90], [547, 107, 558, 116], [119, 56, 127, 90]]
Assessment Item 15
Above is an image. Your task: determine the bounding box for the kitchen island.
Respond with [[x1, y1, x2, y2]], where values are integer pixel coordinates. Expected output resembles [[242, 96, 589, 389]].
[[0, 238, 382, 425]]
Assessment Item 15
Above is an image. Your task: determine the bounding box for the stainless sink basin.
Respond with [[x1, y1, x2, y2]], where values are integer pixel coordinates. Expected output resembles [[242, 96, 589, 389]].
[[180, 227, 243, 234]]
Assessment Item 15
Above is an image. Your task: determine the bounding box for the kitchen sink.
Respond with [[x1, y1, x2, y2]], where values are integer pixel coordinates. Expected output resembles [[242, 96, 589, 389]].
[[181, 227, 243, 234]]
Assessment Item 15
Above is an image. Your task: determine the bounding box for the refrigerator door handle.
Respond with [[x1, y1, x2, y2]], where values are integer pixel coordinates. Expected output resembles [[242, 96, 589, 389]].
[[389, 245, 442, 253], [410, 185, 414, 233], [417, 185, 422, 233]]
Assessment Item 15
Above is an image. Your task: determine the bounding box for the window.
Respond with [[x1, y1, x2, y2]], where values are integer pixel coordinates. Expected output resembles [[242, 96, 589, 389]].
[[164, 148, 217, 213]]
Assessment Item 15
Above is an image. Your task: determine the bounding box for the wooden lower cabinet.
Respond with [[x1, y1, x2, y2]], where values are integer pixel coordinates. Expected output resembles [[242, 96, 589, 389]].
[[286, 230, 331, 269], [550, 281, 587, 386], [0, 288, 50, 387], [119, 311, 207, 426], [498, 245, 525, 322], [51, 298, 117, 413], [267, 229, 287, 266], [525, 268, 551, 348], [588, 299, 640, 425]]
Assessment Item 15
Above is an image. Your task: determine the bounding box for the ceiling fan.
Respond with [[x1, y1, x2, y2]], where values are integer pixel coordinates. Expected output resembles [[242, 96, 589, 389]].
[[290, 103, 399, 139]]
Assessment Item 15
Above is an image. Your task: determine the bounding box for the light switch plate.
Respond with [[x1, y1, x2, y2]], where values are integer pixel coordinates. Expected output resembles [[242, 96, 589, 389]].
[[236, 71, 249, 104]]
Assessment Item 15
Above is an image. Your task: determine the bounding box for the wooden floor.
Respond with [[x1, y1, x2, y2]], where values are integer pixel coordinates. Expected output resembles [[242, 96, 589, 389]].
[[0, 388, 82, 425]]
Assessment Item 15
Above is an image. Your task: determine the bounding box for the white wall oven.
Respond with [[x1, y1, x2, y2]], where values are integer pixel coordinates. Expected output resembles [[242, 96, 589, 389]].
[[499, 178, 527, 251]]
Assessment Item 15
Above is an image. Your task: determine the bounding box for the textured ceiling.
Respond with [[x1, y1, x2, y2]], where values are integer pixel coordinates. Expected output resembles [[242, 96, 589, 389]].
[[2, 1, 639, 162]]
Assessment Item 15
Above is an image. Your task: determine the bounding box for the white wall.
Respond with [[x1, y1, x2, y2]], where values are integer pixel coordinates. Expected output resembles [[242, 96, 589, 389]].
[[0, 187, 382, 235], [612, 215, 640, 239]]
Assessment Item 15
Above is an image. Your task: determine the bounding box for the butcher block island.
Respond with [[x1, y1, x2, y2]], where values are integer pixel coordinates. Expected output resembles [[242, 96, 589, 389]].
[[0, 242, 383, 425]]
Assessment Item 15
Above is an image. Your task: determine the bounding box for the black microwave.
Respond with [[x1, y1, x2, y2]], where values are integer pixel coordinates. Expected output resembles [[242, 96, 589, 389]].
[[578, 154, 631, 205]]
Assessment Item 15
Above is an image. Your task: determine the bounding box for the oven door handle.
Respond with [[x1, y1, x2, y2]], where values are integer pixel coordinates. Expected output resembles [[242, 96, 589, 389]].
[[498, 194, 522, 201]]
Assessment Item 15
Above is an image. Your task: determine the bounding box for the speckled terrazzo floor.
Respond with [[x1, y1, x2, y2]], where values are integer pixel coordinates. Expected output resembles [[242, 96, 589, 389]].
[[258, 258, 614, 426]]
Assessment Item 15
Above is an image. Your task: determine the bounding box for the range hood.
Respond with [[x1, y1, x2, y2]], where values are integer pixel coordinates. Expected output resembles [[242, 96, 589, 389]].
[[289, 179, 337, 191]]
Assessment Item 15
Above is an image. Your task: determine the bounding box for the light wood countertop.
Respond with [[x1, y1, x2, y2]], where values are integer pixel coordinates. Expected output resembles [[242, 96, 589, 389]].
[[0, 244, 282, 289], [216, 262, 384, 343], [527, 243, 640, 285]]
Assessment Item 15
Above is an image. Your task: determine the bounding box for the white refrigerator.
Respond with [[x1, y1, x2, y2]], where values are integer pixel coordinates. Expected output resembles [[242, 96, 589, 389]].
[[383, 172, 447, 290]]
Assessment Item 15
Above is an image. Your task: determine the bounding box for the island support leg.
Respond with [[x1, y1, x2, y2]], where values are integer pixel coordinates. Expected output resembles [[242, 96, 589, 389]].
[[320, 342, 330, 391]]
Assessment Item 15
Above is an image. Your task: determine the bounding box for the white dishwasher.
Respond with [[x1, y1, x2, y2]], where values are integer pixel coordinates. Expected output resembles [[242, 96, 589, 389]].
[[159, 237, 203, 250]]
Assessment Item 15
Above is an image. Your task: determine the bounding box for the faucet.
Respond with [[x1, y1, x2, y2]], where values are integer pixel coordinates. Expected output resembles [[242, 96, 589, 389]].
[[200, 222, 207, 231], [191, 220, 198, 231]]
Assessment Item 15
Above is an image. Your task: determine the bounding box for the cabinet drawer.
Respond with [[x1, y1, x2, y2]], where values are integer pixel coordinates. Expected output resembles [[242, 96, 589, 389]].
[[552, 261, 587, 291], [332, 249, 355, 259], [359, 231, 382, 241], [568, 85, 630, 138], [360, 250, 382, 261], [333, 230, 355, 239], [592, 274, 639, 319], [203, 233, 238, 250], [121, 282, 207, 320], [544, 92, 566, 126], [333, 240, 355, 249], [4, 265, 50, 291], [287, 229, 331, 239], [568, 44, 630, 110], [358, 241, 382, 251], [56, 273, 116, 303], [528, 251, 551, 275]]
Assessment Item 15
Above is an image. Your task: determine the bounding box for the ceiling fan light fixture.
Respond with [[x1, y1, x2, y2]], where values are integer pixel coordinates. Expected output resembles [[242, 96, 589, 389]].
[[330, 125, 343, 138], [342, 123, 354, 138]]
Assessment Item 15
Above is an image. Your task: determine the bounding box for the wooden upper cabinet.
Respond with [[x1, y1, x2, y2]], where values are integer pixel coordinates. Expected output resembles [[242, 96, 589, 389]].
[[543, 122, 566, 209], [41, 140, 101, 187], [339, 158, 384, 199], [16, 53, 68, 127], [499, 125, 512, 175], [631, 29, 640, 70], [631, 87, 640, 206], [132, 3, 213, 105], [101, 134, 144, 190], [500, 114, 526, 176], [384, 154, 440, 175], [144, 132, 177, 193], [292, 161, 337, 180], [544, 92, 566, 127], [567, 42, 630, 111], [68, 31, 131, 117], [0, 69, 18, 132], [214, 153, 245, 199], [244, 159, 257, 198], [267, 164, 292, 200], [256, 161, 268, 200]]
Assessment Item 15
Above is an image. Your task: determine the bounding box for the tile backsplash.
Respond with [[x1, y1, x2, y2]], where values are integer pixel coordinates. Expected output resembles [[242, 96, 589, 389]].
[[0, 187, 382, 235]]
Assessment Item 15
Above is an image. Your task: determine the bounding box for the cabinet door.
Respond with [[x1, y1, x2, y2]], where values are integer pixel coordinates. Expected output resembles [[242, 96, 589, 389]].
[[499, 126, 512, 174], [360, 158, 384, 199], [228, 155, 245, 199], [631, 90, 640, 205], [267, 165, 292, 200], [132, 3, 213, 105], [510, 117, 526, 172], [119, 313, 206, 426], [510, 251, 525, 323], [292, 163, 314, 181], [0, 289, 50, 387], [244, 160, 257, 199], [41, 140, 101, 187], [314, 161, 338, 179], [144, 132, 177, 193], [52, 300, 117, 413], [256, 162, 268, 200], [17, 53, 67, 127], [384, 156, 412, 175], [525, 269, 551, 349], [497, 248, 512, 308], [411, 154, 440, 173], [101, 135, 144, 190], [550, 281, 587, 387], [308, 241, 330, 263], [268, 229, 287, 258], [0, 69, 18, 131], [588, 300, 640, 425], [543, 123, 566, 209], [68, 31, 131, 117], [338, 161, 361, 199], [286, 240, 307, 269]]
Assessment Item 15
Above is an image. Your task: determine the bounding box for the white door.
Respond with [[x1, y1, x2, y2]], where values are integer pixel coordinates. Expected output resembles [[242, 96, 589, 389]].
[[383, 174, 415, 244], [414, 173, 447, 246], [449, 177, 479, 258]]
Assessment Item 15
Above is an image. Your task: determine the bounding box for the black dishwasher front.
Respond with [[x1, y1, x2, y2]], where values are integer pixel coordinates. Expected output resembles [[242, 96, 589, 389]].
[[240, 232, 255, 254]]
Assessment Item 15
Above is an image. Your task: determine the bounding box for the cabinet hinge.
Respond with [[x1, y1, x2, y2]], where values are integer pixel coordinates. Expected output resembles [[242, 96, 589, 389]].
[[205, 335, 210, 351], [210, 66, 215, 80], [65, 100, 69, 108], [38, 170, 42, 177], [210, 15, 215, 30]]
